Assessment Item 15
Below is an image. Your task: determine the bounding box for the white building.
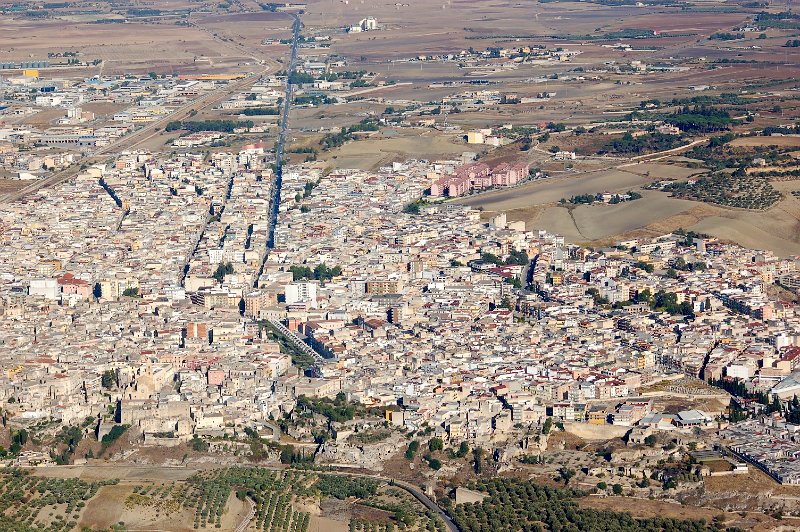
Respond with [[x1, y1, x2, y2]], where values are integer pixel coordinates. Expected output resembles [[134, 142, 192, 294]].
[[29, 279, 59, 300], [285, 282, 318, 309], [360, 17, 378, 31]]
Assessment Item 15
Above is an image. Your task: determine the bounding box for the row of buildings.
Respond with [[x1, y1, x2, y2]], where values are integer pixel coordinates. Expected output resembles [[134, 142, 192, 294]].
[[429, 160, 531, 197]]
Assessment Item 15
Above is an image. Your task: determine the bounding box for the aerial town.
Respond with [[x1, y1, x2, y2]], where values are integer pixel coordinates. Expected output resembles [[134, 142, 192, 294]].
[[1, 0, 800, 531]]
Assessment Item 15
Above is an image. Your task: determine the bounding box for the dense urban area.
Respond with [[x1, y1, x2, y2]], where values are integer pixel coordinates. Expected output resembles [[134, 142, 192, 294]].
[[1, 0, 800, 531]]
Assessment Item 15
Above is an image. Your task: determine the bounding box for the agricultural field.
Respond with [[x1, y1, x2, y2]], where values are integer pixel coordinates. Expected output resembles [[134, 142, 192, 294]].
[[664, 172, 783, 210], [0, 468, 119, 532], [1, 467, 445, 532], [448, 477, 714, 531]]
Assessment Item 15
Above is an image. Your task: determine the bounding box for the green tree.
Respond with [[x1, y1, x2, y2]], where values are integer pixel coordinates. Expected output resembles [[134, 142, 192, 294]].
[[558, 467, 575, 486], [190, 435, 209, 452], [405, 440, 420, 460], [473, 447, 484, 473], [101, 370, 117, 389], [213, 262, 234, 283]]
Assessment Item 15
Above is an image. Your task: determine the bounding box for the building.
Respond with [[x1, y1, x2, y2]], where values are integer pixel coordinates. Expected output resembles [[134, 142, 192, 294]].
[[285, 282, 318, 309], [360, 17, 378, 31], [430, 161, 529, 197]]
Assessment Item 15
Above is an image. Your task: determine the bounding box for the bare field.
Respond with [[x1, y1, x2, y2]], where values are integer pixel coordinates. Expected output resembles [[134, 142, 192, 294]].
[[78, 483, 247, 532], [193, 12, 295, 53], [458, 167, 656, 211], [704, 466, 800, 497], [308, 514, 349, 532], [320, 132, 472, 170], [0, 179, 24, 195], [0, 19, 256, 75], [80, 484, 193, 532], [34, 465, 199, 481], [569, 191, 698, 241], [731, 136, 800, 148], [578, 494, 800, 532], [460, 161, 800, 255]]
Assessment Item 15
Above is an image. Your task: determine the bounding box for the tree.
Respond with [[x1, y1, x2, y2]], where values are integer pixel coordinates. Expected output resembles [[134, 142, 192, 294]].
[[499, 296, 514, 310], [473, 447, 484, 473], [771, 394, 782, 415], [122, 287, 139, 297], [558, 467, 575, 486], [289, 265, 313, 281], [636, 288, 653, 305], [101, 370, 117, 389], [405, 440, 420, 460], [612, 483, 623, 495], [403, 201, 421, 214], [672, 257, 688, 271], [644, 435, 657, 447], [213, 262, 234, 283], [450, 441, 469, 458], [506, 249, 529, 266], [428, 437, 444, 452], [190, 435, 209, 452]]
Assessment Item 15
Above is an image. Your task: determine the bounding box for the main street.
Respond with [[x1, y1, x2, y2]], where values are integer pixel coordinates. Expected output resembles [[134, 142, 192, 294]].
[[267, 13, 302, 248]]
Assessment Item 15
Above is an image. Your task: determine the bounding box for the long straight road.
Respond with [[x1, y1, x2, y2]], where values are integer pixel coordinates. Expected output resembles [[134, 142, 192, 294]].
[[267, 13, 302, 249]]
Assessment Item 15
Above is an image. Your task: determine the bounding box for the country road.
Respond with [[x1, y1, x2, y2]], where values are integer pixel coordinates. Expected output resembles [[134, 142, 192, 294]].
[[235, 496, 257, 532]]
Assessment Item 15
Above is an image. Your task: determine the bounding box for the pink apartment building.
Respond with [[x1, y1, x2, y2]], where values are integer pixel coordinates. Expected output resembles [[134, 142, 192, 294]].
[[430, 161, 529, 197]]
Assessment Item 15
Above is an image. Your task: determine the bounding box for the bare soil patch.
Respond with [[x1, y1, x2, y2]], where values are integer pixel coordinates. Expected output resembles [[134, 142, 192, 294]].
[[731, 136, 800, 148]]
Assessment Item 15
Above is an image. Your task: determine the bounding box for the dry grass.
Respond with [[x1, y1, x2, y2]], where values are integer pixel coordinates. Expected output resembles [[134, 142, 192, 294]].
[[731, 137, 800, 148], [0, 18, 255, 76], [578, 494, 800, 531], [320, 131, 472, 170], [80, 484, 197, 532], [704, 467, 800, 497]]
